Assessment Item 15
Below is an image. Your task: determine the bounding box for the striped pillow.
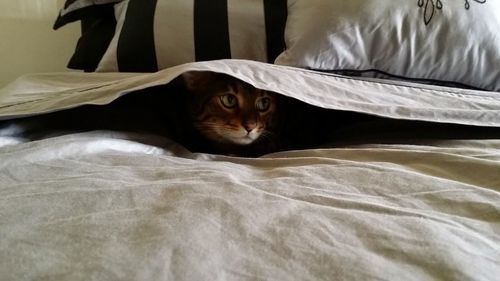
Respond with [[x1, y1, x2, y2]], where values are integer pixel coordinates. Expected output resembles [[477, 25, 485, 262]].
[[54, 0, 122, 71], [54, 0, 123, 29], [93, 0, 287, 72]]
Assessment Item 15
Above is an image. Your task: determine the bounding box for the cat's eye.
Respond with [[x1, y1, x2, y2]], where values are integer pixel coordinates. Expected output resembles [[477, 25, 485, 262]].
[[256, 97, 271, 112], [220, 94, 238, 109]]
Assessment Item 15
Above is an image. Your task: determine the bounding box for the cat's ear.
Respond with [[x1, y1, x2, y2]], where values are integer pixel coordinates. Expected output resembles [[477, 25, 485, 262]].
[[181, 71, 220, 91]]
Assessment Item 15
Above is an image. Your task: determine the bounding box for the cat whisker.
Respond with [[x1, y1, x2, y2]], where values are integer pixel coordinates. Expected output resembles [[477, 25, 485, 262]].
[[254, 130, 275, 143]]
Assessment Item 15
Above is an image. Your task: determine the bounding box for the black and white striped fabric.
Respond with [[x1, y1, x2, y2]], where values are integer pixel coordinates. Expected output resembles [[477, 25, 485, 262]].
[[54, 0, 123, 71], [93, 0, 287, 72], [54, 0, 123, 29]]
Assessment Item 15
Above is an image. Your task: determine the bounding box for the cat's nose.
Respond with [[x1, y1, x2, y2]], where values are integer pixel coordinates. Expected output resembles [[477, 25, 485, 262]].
[[243, 122, 257, 133]]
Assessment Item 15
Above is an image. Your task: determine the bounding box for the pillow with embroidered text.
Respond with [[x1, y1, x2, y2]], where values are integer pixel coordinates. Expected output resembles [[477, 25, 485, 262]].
[[275, 0, 500, 91]]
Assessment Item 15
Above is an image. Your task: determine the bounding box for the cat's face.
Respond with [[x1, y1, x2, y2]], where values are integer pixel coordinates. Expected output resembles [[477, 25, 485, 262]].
[[183, 71, 277, 145]]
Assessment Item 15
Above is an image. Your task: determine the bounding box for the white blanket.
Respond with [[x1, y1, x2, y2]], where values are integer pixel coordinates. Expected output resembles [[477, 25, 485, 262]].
[[2, 60, 500, 125], [0, 60, 499, 280]]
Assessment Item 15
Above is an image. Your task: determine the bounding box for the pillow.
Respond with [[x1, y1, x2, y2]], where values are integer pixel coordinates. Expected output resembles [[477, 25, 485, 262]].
[[54, 0, 123, 29], [54, 0, 123, 71], [93, 0, 287, 72], [275, 0, 500, 91]]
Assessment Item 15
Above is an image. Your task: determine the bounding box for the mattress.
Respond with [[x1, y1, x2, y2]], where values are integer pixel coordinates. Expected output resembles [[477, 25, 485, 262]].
[[0, 60, 499, 280]]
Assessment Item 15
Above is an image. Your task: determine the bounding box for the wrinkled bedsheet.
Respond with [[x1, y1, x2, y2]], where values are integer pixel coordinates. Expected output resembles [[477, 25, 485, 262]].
[[1, 131, 499, 280]]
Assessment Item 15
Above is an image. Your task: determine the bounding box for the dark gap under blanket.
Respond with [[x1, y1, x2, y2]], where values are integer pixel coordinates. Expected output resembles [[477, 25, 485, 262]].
[[1, 77, 499, 157]]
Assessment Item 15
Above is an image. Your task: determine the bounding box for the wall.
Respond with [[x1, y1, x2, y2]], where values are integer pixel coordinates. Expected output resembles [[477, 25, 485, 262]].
[[0, 0, 80, 87]]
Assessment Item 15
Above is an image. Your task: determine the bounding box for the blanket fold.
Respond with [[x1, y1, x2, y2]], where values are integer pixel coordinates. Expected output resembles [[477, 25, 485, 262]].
[[1, 60, 500, 127]]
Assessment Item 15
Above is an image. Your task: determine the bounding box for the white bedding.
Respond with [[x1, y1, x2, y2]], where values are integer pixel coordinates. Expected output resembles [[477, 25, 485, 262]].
[[0, 60, 499, 280]]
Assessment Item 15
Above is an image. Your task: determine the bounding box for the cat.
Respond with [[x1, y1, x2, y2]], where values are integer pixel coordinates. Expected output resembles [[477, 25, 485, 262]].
[[177, 71, 281, 156]]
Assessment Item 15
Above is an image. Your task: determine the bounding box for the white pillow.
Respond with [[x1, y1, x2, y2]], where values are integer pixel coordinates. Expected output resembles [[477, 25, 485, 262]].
[[276, 0, 500, 91]]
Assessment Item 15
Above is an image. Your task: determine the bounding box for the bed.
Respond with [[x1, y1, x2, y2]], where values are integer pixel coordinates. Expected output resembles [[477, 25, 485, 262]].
[[1, 1, 499, 280]]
